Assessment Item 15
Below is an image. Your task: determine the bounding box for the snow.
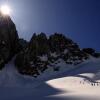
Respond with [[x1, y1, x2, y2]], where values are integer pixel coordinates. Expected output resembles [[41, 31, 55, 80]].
[[39, 55, 48, 61], [50, 52, 59, 57], [47, 77, 100, 100], [63, 49, 68, 54], [0, 58, 100, 100]]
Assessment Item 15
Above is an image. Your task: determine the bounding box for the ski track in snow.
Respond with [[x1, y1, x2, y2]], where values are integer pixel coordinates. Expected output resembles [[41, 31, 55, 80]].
[[0, 58, 100, 100]]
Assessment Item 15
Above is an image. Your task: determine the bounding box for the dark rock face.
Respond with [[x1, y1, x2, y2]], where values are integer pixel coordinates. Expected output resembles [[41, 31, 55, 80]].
[[29, 33, 49, 56], [18, 38, 28, 51], [15, 33, 88, 77], [0, 13, 19, 69], [82, 48, 100, 58], [82, 48, 95, 56]]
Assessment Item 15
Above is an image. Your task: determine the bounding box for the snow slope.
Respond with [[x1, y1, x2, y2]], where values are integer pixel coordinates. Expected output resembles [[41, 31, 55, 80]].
[[0, 58, 100, 100]]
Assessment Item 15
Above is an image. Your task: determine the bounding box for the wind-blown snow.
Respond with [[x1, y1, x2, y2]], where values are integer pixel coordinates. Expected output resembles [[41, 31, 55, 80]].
[[0, 58, 100, 100]]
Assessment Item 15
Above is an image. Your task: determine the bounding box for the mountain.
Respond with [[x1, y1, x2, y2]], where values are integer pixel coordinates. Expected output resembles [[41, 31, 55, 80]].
[[15, 32, 100, 77], [0, 13, 19, 69], [0, 11, 100, 100], [0, 14, 99, 78], [15, 33, 89, 77]]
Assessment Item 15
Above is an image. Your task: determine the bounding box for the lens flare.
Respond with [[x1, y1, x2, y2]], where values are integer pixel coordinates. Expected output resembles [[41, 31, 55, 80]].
[[0, 5, 11, 15]]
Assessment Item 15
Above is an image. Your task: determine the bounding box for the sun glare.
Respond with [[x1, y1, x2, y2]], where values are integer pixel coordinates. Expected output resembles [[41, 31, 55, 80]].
[[0, 5, 11, 15]]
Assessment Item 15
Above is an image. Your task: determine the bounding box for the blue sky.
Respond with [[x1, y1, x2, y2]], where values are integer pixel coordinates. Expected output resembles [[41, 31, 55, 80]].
[[0, 0, 100, 51]]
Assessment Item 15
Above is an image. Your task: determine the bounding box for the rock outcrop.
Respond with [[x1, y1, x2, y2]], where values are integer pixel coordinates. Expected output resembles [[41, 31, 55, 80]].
[[0, 12, 19, 69], [15, 33, 88, 77]]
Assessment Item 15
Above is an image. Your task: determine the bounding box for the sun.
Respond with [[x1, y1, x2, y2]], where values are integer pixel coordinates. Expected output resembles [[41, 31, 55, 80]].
[[0, 5, 11, 15]]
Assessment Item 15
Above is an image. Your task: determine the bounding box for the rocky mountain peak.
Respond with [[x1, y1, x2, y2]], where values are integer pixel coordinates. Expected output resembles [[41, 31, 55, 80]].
[[0, 14, 19, 69], [15, 33, 89, 77]]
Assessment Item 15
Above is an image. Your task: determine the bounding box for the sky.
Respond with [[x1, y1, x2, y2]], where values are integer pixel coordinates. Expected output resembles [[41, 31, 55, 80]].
[[0, 0, 100, 51]]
